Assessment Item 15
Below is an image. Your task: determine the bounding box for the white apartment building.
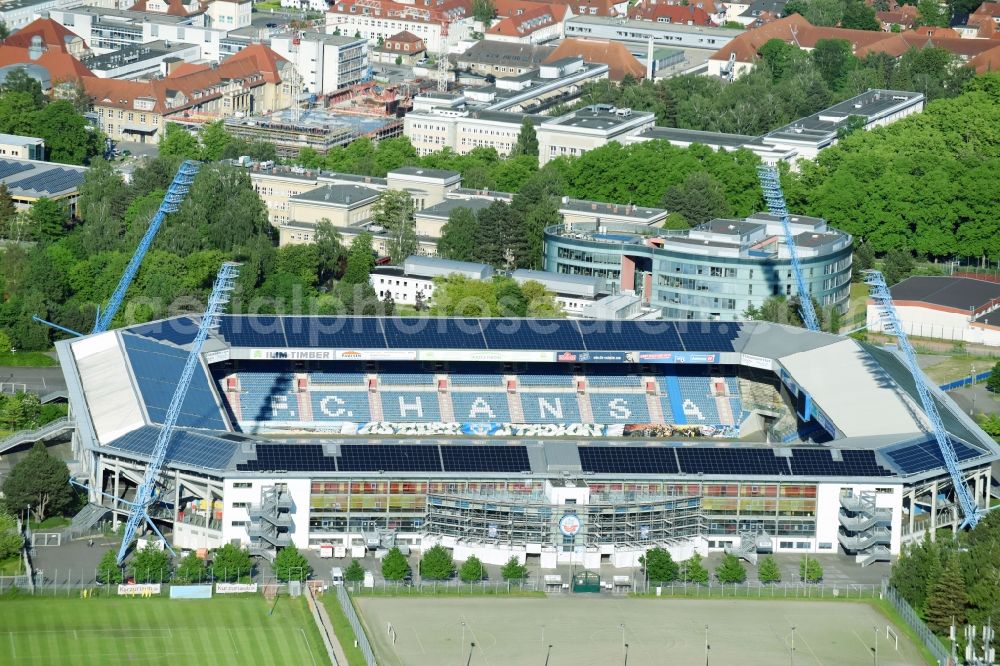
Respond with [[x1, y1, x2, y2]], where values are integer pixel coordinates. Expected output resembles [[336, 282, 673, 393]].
[[326, 2, 473, 54], [371, 256, 493, 305], [0, 0, 103, 31], [536, 104, 656, 165], [271, 32, 368, 95], [206, 0, 251, 30]]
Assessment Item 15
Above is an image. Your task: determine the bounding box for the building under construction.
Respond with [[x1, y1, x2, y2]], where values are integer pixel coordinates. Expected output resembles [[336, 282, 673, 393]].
[[225, 109, 402, 157]]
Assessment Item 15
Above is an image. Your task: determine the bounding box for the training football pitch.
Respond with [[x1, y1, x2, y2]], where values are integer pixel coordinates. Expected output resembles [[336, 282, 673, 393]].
[[0, 595, 329, 665], [356, 596, 928, 666]]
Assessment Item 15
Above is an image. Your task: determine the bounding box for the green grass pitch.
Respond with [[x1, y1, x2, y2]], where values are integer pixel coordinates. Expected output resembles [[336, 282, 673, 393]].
[[0, 595, 330, 666]]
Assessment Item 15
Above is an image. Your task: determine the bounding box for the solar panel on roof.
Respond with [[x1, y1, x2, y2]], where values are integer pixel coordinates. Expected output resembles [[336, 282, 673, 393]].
[[884, 439, 984, 474], [675, 447, 790, 476], [108, 426, 235, 470], [788, 449, 891, 477], [283, 316, 387, 348], [440, 445, 530, 472], [237, 444, 336, 472], [382, 318, 486, 349], [338, 444, 442, 472], [217, 315, 287, 347], [579, 321, 683, 352], [0, 161, 32, 180], [481, 319, 585, 350], [676, 321, 741, 352], [578, 446, 679, 474], [129, 317, 200, 345]]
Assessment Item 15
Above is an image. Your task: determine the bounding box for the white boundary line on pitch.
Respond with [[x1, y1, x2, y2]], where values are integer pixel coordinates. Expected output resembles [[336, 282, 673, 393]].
[[299, 627, 319, 666]]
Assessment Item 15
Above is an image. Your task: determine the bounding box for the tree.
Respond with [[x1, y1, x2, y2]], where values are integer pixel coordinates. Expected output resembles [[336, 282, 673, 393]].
[[811, 39, 857, 90], [783, 0, 808, 16], [987, 361, 1000, 394], [500, 556, 528, 582], [34, 100, 102, 165], [438, 206, 478, 261], [419, 544, 455, 580], [211, 543, 253, 582], [29, 197, 68, 241], [916, 0, 950, 27], [851, 241, 875, 282], [0, 182, 15, 238], [373, 190, 417, 263], [757, 556, 781, 583], [805, 0, 845, 26], [2, 441, 73, 522], [799, 556, 823, 583], [381, 547, 410, 581], [198, 121, 233, 162], [681, 553, 709, 584], [715, 553, 747, 584], [0, 510, 22, 561], [882, 249, 914, 286], [640, 547, 679, 584], [0, 21, 9, 40], [841, 1, 879, 30], [97, 549, 123, 585], [472, 0, 496, 24], [924, 554, 968, 633], [342, 233, 376, 285], [511, 118, 538, 158], [274, 545, 311, 582], [159, 123, 201, 160], [1, 67, 44, 108], [759, 39, 809, 82], [835, 114, 867, 140], [459, 555, 486, 583], [174, 552, 207, 584], [345, 559, 365, 583], [130, 543, 172, 583], [662, 171, 730, 226]]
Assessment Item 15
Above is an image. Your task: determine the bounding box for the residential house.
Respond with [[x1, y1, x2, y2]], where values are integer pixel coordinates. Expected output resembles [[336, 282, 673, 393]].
[[627, 2, 714, 26], [486, 4, 566, 43], [875, 4, 918, 31], [453, 40, 554, 76], [372, 30, 427, 64], [326, 0, 474, 54], [3, 16, 91, 57]]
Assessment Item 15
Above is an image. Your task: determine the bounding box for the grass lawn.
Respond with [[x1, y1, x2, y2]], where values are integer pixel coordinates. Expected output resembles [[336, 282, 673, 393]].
[[320, 593, 370, 666], [0, 351, 57, 367], [0, 594, 329, 665], [28, 516, 71, 530], [254, 0, 282, 10], [921, 353, 998, 384]]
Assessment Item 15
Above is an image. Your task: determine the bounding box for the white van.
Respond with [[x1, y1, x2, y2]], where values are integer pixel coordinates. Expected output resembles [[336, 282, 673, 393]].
[[330, 567, 344, 585]]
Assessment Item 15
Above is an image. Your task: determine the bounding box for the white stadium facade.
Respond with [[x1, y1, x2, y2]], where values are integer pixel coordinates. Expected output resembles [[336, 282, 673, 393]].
[[58, 316, 999, 568]]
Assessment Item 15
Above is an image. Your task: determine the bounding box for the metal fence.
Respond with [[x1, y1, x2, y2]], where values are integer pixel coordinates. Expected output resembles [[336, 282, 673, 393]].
[[939, 370, 992, 392], [881, 580, 950, 666], [336, 582, 377, 666]]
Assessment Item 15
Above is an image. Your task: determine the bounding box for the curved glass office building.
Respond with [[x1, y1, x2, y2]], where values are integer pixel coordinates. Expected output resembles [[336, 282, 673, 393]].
[[544, 212, 853, 321]]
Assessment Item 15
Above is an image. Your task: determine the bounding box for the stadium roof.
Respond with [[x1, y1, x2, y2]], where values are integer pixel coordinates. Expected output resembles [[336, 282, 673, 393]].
[[55, 316, 1000, 481]]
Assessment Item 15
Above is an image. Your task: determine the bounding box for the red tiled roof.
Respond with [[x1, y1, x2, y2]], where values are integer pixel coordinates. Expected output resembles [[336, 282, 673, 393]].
[[224, 43, 287, 84], [971, 1, 1000, 18], [329, 0, 472, 25], [170, 62, 211, 77], [627, 2, 712, 25], [547, 0, 620, 17], [487, 5, 561, 36], [386, 30, 423, 43], [0, 44, 92, 83], [3, 18, 87, 52], [712, 14, 1000, 63], [969, 42, 1000, 71], [545, 37, 644, 79]]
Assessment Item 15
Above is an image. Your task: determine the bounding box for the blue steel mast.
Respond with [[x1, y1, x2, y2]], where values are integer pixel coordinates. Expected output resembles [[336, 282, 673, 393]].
[[93, 160, 201, 334], [116, 262, 239, 565], [865, 269, 981, 528], [756, 164, 820, 332]]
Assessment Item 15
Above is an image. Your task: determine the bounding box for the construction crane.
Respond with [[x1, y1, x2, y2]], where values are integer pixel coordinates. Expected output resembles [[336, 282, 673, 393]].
[[116, 262, 239, 565], [756, 164, 820, 332], [865, 269, 982, 529], [33, 160, 201, 338]]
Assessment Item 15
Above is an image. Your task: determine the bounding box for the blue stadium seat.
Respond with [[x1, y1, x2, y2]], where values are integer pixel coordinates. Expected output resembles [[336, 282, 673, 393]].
[[380, 391, 442, 421], [451, 392, 511, 422], [310, 391, 371, 421], [589, 394, 651, 423], [449, 373, 505, 387], [520, 393, 580, 423], [517, 374, 575, 388], [586, 375, 642, 388]]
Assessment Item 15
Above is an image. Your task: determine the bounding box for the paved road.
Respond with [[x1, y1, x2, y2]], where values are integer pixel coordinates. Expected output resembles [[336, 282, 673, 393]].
[[0, 365, 65, 395], [947, 384, 1000, 417]]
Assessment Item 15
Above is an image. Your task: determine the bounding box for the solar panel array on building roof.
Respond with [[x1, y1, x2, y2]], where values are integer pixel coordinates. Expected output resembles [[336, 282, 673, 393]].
[[676, 447, 791, 475], [578, 446, 679, 474], [788, 449, 892, 477], [15, 167, 83, 194], [0, 161, 32, 180], [237, 444, 337, 472], [130, 317, 200, 346], [208, 316, 743, 353], [106, 426, 236, 470], [338, 444, 442, 472], [883, 439, 985, 474], [440, 445, 530, 472]]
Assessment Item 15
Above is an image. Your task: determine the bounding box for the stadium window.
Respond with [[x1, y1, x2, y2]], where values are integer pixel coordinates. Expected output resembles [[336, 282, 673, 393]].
[[230, 521, 249, 528], [818, 543, 833, 550], [233, 482, 252, 489], [232, 502, 250, 509]]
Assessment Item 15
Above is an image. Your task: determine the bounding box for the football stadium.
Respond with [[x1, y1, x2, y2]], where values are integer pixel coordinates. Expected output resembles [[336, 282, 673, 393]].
[[56, 315, 999, 568]]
